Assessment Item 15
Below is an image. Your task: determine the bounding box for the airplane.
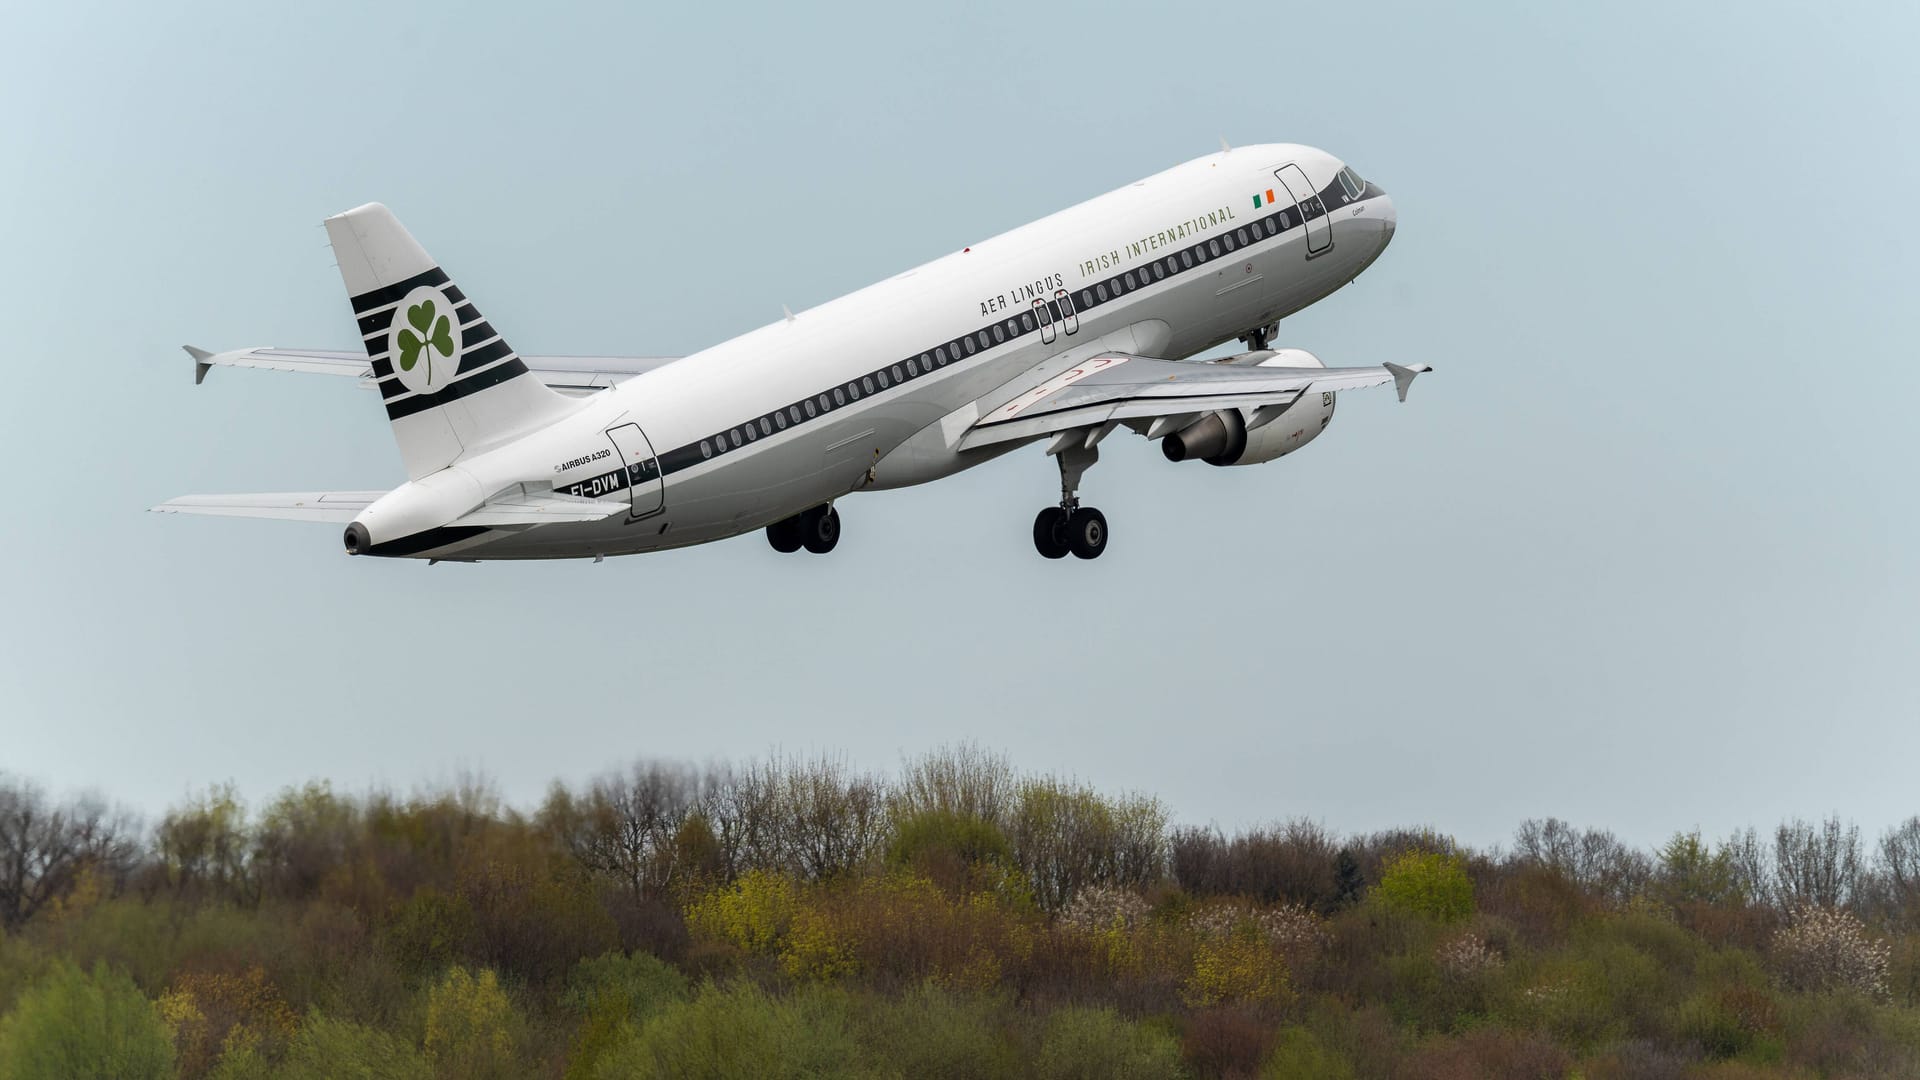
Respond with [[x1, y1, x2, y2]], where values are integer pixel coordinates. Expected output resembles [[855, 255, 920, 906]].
[[155, 143, 1427, 562]]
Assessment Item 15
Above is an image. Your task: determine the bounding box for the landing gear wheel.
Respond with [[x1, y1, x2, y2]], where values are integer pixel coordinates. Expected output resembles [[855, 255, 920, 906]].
[[1032, 507, 1070, 559], [800, 505, 841, 554], [1067, 507, 1107, 560], [766, 516, 803, 553]]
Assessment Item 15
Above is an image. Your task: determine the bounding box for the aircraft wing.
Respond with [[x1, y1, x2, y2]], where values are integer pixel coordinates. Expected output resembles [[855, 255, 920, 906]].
[[955, 353, 1430, 451], [183, 346, 680, 394], [151, 488, 626, 526]]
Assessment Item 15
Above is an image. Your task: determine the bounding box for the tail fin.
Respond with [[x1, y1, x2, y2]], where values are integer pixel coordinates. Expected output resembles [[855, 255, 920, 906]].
[[325, 203, 574, 479]]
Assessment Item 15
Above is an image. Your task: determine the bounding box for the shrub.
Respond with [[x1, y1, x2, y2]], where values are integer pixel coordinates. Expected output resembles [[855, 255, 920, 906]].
[[858, 984, 1019, 1079], [1396, 1027, 1572, 1080], [277, 1012, 430, 1080], [423, 966, 521, 1080], [562, 952, 689, 1080], [1183, 924, 1292, 1007], [1261, 1025, 1355, 1079], [1373, 851, 1473, 923], [0, 961, 174, 1080], [682, 870, 798, 956], [888, 810, 1013, 872], [591, 980, 867, 1080], [1771, 906, 1891, 998], [155, 965, 298, 1077], [1180, 1005, 1276, 1078], [1032, 1005, 1184, 1080]]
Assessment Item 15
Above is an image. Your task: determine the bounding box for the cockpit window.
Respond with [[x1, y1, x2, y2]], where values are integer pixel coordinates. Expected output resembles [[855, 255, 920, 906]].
[[1337, 167, 1364, 200]]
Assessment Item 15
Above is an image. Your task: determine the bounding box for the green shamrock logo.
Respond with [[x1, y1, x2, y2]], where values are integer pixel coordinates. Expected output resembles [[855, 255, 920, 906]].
[[396, 299, 456, 386]]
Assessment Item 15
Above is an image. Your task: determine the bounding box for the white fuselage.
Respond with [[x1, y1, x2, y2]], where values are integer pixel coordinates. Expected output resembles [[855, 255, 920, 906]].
[[396, 144, 1395, 560]]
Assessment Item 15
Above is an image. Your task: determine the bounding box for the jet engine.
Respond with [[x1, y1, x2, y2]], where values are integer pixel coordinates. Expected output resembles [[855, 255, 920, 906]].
[[1159, 348, 1336, 467]]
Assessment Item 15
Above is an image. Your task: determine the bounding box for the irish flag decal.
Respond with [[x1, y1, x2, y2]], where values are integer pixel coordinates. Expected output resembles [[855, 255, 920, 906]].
[[1253, 188, 1279, 209]]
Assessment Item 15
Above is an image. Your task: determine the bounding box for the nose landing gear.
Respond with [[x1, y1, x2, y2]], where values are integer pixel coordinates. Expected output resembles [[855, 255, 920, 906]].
[[1032, 442, 1108, 560]]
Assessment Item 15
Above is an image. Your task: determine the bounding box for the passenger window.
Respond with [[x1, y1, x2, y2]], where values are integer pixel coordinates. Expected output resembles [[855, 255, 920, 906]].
[[934, 346, 947, 365], [700, 440, 712, 458], [877, 370, 889, 388], [1181, 250, 1193, 268], [1096, 283, 1109, 301], [1209, 239, 1222, 257], [775, 412, 787, 430]]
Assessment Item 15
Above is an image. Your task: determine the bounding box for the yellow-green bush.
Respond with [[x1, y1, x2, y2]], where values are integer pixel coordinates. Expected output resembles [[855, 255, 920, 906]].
[[1183, 924, 1292, 1007], [423, 966, 521, 1080], [0, 962, 174, 1080], [277, 1012, 429, 1080], [683, 871, 798, 957], [1372, 851, 1473, 924], [590, 980, 870, 1080]]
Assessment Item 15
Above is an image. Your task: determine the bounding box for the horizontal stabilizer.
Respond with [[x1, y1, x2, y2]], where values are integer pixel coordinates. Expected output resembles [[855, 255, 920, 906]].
[[150, 492, 385, 523], [180, 345, 679, 394], [152, 489, 628, 528]]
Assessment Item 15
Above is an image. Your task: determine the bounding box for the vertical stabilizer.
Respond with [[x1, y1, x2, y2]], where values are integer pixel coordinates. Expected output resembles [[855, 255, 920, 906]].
[[324, 203, 574, 479]]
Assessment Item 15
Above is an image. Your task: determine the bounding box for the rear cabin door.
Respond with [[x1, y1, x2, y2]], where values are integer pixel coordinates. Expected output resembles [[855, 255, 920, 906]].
[[605, 422, 663, 519], [1275, 164, 1332, 256]]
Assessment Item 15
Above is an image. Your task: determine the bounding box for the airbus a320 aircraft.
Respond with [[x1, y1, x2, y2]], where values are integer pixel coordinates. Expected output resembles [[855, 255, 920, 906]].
[[156, 144, 1426, 562]]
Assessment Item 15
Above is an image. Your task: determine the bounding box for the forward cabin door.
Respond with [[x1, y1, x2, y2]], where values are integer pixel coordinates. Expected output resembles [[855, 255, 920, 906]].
[[1275, 164, 1332, 256], [605, 422, 663, 519]]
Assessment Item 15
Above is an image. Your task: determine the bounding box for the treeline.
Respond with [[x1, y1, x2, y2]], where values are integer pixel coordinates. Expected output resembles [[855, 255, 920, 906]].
[[2, 747, 1918, 1078]]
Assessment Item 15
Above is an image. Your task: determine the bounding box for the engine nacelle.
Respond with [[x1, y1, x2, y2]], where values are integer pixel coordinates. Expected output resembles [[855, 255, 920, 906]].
[[1161, 348, 1337, 467]]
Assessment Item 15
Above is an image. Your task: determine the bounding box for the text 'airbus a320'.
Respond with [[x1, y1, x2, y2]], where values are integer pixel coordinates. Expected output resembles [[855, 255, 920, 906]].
[[157, 143, 1427, 562]]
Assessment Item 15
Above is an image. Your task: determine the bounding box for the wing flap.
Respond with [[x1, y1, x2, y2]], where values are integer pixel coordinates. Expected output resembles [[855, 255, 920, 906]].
[[956, 353, 1428, 451]]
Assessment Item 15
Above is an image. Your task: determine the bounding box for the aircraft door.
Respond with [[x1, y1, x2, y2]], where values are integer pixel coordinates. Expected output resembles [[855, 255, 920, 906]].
[[605, 422, 663, 519], [1275, 164, 1332, 256]]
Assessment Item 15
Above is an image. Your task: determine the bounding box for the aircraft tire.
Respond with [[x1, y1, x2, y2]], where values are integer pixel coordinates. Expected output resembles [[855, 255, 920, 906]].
[[1032, 508, 1071, 559], [766, 516, 803, 553], [1067, 507, 1108, 560], [801, 506, 840, 554]]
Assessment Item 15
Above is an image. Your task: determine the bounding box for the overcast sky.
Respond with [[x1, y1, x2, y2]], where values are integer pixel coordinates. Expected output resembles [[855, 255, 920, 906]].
[[1, 0, 1913, 851]]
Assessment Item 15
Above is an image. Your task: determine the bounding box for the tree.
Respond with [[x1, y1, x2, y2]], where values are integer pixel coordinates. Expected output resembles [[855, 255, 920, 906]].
[[1511, 818, 1651, 905], [424, 966, 521, 1080], [1773, 816, 1861, 910], [1655, 830, 1742, 906], [1372, 850, 1473, 922], [0, 962, 174, 1080], [0, 777, 140, 931], [155, 783, 252, 904], [1875, 817, 1920, 926]]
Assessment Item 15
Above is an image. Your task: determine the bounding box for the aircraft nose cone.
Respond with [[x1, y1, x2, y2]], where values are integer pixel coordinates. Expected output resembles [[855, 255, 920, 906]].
[[1377, 193, 1396, 247]]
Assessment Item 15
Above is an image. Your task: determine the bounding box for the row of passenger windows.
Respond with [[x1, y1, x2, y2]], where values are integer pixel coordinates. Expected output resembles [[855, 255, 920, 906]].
[[691, 201, 1301, 463], [1082, 212, 1287, 307]]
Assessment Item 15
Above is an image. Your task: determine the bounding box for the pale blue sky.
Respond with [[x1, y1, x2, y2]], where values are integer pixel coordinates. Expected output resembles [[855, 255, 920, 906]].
[[1, 0, 1913, 850]]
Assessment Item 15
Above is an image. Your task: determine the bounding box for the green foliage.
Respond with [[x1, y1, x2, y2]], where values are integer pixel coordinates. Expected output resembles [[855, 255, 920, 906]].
[[1372, 850, 1474, 923], [0, 961, 174, 1080], [1031, 1004, 1184, 1080], [277, 1012, 430, 1080], [562, 952, 690, 1080], [423, 965, 521, 1080], [590, 980, 871, 1080], [859, 984, 1020, 1079], [1658, 830, 1744, 906], [1262, 1025, 1355, 1079], [887, 809, 1013, 871], [384, 888, 476, 976]]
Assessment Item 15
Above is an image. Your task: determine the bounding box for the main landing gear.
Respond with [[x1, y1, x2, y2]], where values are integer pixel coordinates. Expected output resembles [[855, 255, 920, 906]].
[[1032, 442, 1108, 560], [766, 504, 840, 554]]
